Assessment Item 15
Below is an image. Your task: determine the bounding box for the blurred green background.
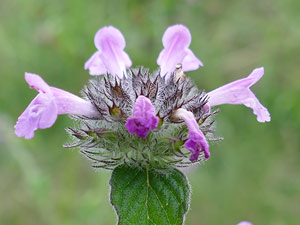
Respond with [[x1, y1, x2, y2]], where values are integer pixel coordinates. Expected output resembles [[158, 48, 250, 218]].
[[1, 0, 299, 224]]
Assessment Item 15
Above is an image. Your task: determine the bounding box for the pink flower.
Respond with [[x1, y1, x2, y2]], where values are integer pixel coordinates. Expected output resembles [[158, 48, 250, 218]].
[[15, 73, 99, 139], [236, 221, 253, 225], [207, 67, 271, 122], [85, 26, 132, 79], [125, 96, 159, 138], [174, 108, 210, 161], [157, 24, 203, 81]]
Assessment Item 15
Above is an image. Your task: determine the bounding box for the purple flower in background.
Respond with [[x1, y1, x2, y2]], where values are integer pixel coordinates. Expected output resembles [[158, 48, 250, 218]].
[[125, 95, 159, 138], [174, 108, 210, 161], [207, 67, 270, 122], [85, 26, 132, 79], [157, 24, 203, 81], [15, 73, 99, 139], [236, 221, 253, 225]]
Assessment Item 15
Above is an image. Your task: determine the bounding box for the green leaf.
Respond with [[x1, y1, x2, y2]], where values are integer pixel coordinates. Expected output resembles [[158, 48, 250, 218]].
[[110, 165, 190, 225]]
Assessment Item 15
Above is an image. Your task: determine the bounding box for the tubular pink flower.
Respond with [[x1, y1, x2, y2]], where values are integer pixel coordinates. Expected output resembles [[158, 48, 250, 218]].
[[125, 96, 159, 139], [84, 26, 132, 79], [207, 67, 271, 123], [157, 24, 203, 81], [174, 108, 210, 161], [14, 73, 99, 139]]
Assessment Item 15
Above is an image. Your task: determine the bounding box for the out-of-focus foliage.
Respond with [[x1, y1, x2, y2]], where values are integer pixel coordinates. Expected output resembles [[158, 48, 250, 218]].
[[0, 0, 299, 224]]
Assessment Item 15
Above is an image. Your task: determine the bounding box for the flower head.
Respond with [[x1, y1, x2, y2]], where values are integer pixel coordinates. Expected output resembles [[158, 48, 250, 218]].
[[125, 95, 159, 138], [85, 26, 132, 79], [157, 24, 203, 81], [67, 67, 211, 169], [207, 67, 270, 122], [16, 24, 270, 172], [15, 73, 98, 139]]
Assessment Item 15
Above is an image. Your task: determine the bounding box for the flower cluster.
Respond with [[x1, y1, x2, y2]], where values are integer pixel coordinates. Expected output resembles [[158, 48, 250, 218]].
[[15, 24, 270, 170]]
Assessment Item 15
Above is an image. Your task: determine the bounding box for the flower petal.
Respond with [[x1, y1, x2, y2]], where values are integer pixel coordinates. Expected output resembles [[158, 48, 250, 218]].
[[185, 131, 210, 161], [85, 26, 132, 79], [181, 49, 204, 71], [84, 52, 107, 76], [50, 87, 99, 116], [15, 73, 99, 139], [157, 24, 202, 80], [207, 67, 271, 122], [94, 26, 126, 50], [162, 24, 191, 50], [125, 95, 159, 138], [25, 72, 51, 94], [14, 93, 57, 139], [236, 222, 253, 225]]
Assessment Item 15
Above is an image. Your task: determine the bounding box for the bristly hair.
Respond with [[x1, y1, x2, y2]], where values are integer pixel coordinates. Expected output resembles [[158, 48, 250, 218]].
[[64, 67, 220, 172]]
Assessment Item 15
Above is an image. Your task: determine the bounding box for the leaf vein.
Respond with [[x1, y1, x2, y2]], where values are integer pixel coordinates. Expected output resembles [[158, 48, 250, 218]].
[[148, 183, 171, 225]]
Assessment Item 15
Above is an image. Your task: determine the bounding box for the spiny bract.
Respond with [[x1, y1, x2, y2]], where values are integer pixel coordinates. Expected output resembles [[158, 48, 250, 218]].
[[64, 67, 219, 171]]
